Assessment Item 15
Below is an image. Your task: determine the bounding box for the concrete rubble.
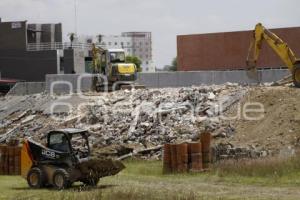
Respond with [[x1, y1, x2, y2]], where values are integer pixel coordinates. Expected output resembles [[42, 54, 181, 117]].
[[0, 84, 266, 160], [212, 142, 268, 162]]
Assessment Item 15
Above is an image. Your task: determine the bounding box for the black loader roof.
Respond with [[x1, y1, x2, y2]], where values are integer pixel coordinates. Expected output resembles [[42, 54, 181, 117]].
[[49, 128, 88, 136]]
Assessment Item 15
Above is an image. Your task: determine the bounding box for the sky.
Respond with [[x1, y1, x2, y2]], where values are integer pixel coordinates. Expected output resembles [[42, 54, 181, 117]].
[[0, 0, 299, 68]]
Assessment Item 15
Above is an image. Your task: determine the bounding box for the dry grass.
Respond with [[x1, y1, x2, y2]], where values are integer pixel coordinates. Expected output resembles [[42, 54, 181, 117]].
[[1, 158, 300, 200], [213, 155, 300, 178]]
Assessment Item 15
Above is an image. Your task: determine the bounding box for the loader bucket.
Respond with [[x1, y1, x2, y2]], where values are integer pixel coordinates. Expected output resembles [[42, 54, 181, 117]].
[[78, 158, 125, 178]]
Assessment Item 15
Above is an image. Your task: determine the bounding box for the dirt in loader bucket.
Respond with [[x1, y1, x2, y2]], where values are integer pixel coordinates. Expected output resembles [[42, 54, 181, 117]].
[[78, 158, 125, 178]]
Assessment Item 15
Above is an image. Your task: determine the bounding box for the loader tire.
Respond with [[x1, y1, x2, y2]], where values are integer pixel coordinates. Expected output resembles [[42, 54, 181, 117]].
[[52, 168, 70, 190], [27, 167, 45, 189], [293, 65, 300, 88]]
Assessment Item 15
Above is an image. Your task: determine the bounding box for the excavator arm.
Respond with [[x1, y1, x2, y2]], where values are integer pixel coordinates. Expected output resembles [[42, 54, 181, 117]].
[[246, 23, 300, 87]]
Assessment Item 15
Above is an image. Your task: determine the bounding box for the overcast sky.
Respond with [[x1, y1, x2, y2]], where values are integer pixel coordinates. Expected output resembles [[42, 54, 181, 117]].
[[0, 0, 299, 68]]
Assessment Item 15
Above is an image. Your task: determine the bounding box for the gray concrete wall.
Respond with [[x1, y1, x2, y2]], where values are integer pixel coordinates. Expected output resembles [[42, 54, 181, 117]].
[[6, 82, 45, 96], [63, 49, 86, 74], [137, 69, 289, 87], [46, 74, 93, 94], [74, 49, 86, 74], [45, 69, 289, 94]]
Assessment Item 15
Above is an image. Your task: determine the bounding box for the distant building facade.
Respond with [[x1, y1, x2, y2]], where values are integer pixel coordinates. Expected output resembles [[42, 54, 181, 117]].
[[0, 18, 87, 81], [177, 26, 300, 71], [0, 19, 64, 81], [0, 18, 154, 82]]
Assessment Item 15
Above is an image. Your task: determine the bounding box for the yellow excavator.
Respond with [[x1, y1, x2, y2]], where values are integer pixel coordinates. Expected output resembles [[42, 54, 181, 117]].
[[246, 23, 300, 87], [91, 43, 144, 91]]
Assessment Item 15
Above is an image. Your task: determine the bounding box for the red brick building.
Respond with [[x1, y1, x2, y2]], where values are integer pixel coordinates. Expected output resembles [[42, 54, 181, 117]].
[[177, 26, 300, 71]]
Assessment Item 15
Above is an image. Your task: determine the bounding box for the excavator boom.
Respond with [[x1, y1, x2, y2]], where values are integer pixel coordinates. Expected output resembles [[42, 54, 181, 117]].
[[246, 23, 300, 87]]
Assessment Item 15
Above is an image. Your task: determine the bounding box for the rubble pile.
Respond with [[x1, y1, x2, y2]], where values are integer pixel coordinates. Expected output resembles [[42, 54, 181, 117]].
[[75, 85, 247, 149], [212, 143, 268, 161], [0, 85, 249, 159]]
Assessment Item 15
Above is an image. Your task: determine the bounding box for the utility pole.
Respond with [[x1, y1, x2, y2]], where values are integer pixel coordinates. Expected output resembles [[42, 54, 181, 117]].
[[74, 0, 78, 34]]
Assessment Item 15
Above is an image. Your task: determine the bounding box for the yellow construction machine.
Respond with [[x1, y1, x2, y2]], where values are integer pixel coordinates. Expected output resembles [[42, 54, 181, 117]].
[[246, 23, 300, 87], [21, 129, 125, 190], [91, 44, 144, 91]]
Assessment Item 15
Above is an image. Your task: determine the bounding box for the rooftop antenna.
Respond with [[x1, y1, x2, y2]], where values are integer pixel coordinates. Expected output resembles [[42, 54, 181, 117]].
[[74, 0, 78, 34]]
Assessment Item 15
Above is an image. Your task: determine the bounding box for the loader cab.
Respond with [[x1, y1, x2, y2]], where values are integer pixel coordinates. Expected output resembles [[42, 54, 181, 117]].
[[47, 129, 91, 160]]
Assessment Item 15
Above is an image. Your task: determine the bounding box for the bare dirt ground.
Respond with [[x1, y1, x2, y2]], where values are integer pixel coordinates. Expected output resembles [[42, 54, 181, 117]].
[[223, 86, 300, 153]]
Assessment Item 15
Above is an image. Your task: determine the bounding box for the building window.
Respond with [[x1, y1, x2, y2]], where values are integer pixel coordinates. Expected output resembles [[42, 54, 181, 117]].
[[115, 42, 118, 46], [146, 61, 149, 64], [108, 42, 112, 45], [121, 42, 124, 46], [127, 42, 130, 45]]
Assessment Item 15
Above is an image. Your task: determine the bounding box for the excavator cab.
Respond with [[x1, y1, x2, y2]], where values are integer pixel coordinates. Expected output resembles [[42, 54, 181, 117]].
[[91, 44, 144, 91], [103, 49, 137, 84]]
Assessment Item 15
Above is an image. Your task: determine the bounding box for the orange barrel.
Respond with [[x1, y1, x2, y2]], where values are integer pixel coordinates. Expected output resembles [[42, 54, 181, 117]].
[[201, 132, 212, 170], [163, 144, 172, 174], [0, 146, 3, 175], [170, 144, 177, 172], [14, 147, 21, 175], [176, 143, 188, 173], [2, 145, 8, 175], [188, 142, 203, 172], [8, 147, 15, 175]]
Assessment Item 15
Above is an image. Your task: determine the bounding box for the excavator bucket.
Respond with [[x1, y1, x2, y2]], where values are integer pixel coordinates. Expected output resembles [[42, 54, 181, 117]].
[[246, 60, 259, 81], [246, 67, 259, 81], [292, 61, 300, 88]]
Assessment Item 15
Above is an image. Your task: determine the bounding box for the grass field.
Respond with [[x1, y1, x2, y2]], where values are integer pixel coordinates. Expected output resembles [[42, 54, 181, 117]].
[[1, 158, 300, 200]]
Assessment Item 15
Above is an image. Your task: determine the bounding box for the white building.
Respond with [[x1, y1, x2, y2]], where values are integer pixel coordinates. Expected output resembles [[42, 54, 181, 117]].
[[80, 32, 154, 72]]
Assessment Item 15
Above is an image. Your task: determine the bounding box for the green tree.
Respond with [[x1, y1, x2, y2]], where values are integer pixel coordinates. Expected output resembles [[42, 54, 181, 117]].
[[126, 56, 142, 72], [163, 57, 177, 71], [170, 57, 177, 71]]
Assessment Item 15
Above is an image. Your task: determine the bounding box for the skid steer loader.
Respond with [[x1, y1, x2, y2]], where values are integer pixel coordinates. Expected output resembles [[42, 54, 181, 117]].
[[21, 128, 125, 190]]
